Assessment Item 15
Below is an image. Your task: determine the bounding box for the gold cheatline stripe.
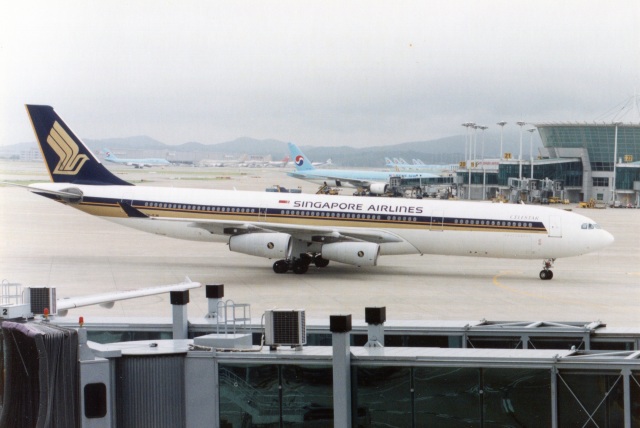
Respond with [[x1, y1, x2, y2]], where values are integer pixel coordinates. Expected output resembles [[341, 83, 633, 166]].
[[75, 200, 547, 234]]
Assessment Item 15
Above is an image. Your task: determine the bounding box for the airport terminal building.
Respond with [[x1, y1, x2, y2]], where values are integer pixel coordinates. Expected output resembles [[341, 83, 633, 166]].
[[457, 123, 640, 205]]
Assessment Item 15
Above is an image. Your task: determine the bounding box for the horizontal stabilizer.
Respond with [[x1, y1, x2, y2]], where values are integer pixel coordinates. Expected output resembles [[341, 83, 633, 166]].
[[4, 182, 85, 203]]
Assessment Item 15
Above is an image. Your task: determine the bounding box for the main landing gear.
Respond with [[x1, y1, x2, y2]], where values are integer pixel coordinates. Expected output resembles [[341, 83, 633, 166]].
[[539, 258, 555, 280], [272, 254, 330, 274]]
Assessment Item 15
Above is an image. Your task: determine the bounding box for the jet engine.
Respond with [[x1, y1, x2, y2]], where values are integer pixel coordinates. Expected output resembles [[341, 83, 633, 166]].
[[368, 183, 389, 195], [229, 233, 291, 259], [321, 242, 380, 266]]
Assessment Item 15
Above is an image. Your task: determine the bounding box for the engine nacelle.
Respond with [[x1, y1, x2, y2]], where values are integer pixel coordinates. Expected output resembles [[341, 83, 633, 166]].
[[321, 242, 380, 266], [368, 182, 389, 195], [229, 233, 291, 259]]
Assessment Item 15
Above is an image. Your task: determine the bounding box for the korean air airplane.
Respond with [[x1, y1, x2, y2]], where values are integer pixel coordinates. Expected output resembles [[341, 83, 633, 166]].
[[103, 148, 171, 168], [287, 143, 440, 193], [21, 105, 613, 279]]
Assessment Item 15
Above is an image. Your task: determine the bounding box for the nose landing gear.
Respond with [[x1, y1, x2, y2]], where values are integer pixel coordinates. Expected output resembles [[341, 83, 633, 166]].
[[539, 258, 555, 280]]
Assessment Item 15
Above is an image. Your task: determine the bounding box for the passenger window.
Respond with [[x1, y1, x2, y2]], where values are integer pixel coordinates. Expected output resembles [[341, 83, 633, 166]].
[[581, 224, 588, 229]]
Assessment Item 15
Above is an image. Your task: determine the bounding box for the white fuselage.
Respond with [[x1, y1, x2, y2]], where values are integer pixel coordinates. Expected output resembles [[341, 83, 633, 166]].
[[31, 183, 614, 261]]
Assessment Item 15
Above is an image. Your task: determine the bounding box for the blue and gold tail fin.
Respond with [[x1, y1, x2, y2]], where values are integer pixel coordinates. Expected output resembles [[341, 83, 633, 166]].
[[287, 142, 316, 171], [25, 105, 131, 185]]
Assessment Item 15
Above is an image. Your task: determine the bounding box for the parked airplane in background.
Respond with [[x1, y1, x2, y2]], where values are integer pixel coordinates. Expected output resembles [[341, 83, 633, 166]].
[[311, 158, 332, 167], [103, 148, 171, 168], [288, 143, 440, 193], [267, 155, 291, 168], [385, 157, 458, 172], [20, 105, 614, 280], [199, 154, 248, 167]]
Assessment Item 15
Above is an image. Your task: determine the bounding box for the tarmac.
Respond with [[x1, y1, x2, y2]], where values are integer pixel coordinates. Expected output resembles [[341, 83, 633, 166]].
[[1, 160, 639, 326]]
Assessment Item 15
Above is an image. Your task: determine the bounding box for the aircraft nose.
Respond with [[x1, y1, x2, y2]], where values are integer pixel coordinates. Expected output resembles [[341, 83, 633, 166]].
[[597, 229, 615, 250]]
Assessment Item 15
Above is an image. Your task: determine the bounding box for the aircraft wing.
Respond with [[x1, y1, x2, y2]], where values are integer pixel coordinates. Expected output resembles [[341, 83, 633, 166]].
[[190, 220, 405, 244], [56, 278, 201, 314], [119, 202, 405, 244]]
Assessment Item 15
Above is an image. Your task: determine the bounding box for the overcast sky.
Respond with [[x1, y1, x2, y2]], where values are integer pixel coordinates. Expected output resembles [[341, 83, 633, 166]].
[[1, 0, 639, 148]]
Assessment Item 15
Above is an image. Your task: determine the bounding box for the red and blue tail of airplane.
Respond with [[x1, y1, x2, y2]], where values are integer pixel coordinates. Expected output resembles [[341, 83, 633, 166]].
[[287, 142, 316, 172], [25, 105, 131, 186]]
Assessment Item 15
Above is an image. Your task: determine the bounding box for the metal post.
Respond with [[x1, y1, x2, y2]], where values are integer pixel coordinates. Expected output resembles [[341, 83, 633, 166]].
[[622, 368, 631, 428], [171, 290, 189, 340], [365, 307, 386, 347], [331, 315, 352, 428], [550, 367, 558, 428], [206, 284, 224, 319]]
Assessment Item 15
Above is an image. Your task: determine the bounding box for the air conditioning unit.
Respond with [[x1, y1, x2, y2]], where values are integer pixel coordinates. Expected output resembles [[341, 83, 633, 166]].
[[264, 309, 306, 348], [27, 287, 57, 315]]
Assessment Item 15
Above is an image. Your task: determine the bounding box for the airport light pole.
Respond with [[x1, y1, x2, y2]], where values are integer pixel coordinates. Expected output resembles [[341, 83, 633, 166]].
[[612, 122, 622, 205], [517, 121, 526, 179], [471, 125, 479, 200], [478, 125, 488, 200], [461, 123, 467, 163], [527, 128, 536, 179], [461, 123, 473, 164], [497, 121, 507, 160], [462, 122, 475, 200]]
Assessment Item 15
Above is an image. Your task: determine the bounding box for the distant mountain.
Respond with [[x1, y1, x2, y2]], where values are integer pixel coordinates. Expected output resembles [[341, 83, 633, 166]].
[[85, 135, 166, 151], [2, 127, 540, 167], [204, 137, 289, 155]]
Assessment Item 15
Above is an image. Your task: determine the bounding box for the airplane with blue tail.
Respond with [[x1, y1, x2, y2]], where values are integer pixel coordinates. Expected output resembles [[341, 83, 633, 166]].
[[15, 105, 614, 279], [103, 148, 171, 168], [287, 143, 440, 194]]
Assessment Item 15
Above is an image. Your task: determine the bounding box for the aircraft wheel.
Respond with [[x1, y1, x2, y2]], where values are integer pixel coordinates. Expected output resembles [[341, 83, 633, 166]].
[[314, 256, 330, 268], [539, 270, 553, 280], [273, 260, 289, 274], [292, 262, 309, 275]]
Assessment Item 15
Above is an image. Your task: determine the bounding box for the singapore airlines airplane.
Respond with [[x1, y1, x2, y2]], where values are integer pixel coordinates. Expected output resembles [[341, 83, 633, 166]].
[[22, 105, 613, 279]]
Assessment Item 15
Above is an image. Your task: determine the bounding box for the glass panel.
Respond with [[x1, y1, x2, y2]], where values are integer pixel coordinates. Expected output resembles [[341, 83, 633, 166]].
[[219, 364, 280, 427], [413, 367, 480, 427], [482, 368, 551, 427], [557, 371, 625, 427], [355, 366, 411, 427], [282, 365, 333, 427]]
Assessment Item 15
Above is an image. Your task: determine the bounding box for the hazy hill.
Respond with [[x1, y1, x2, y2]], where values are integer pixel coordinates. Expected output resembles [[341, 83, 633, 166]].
[[1, 128, 539, 167]]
